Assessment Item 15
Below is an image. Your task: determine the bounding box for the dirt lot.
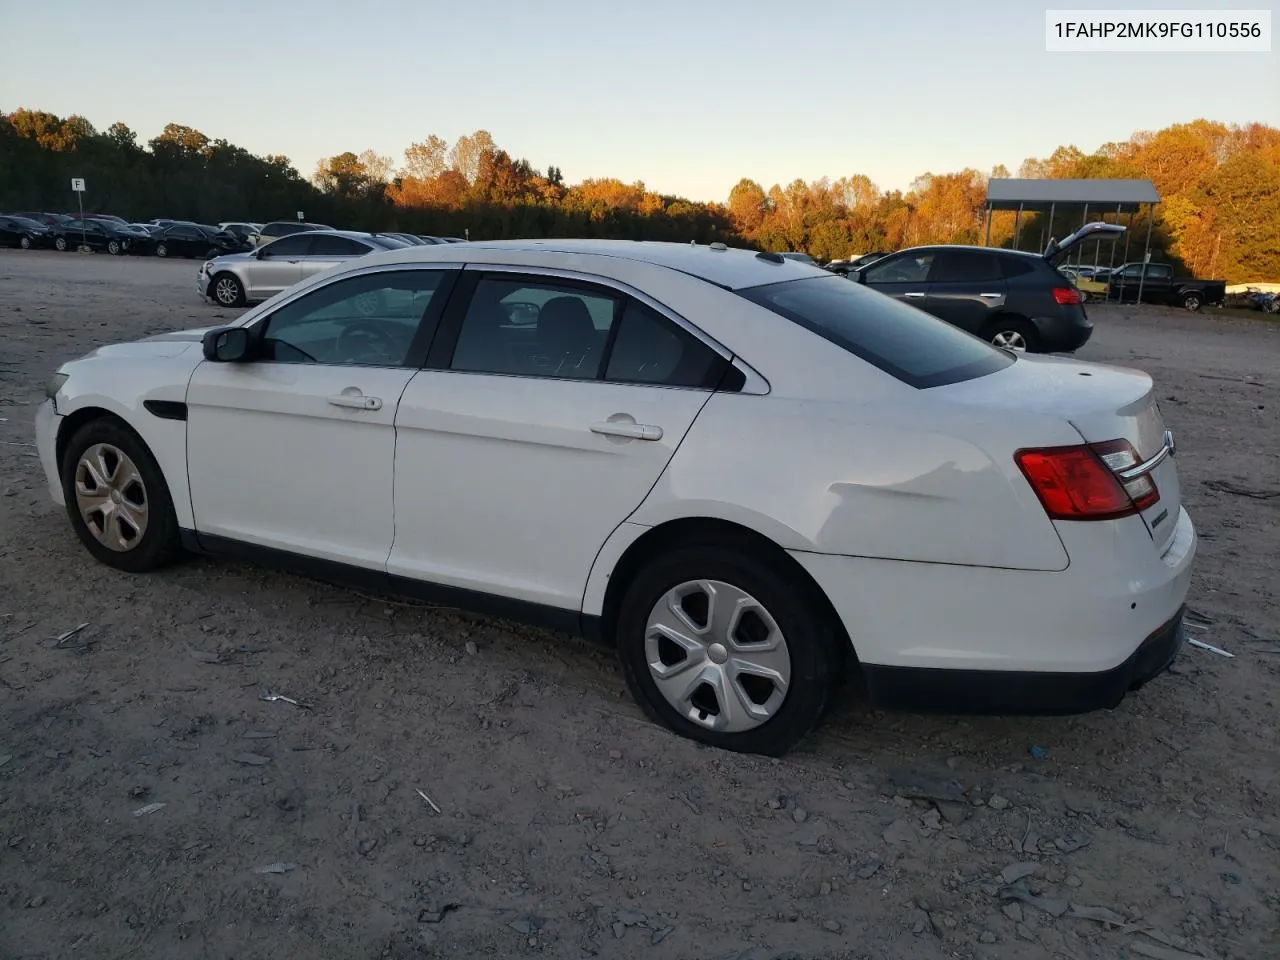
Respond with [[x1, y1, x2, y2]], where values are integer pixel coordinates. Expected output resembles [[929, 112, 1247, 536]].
[[1, 250, 1278, 960]]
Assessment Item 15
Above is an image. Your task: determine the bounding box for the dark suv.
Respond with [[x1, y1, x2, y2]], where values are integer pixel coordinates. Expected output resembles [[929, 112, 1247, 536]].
[[850, 222, 1124, 353]]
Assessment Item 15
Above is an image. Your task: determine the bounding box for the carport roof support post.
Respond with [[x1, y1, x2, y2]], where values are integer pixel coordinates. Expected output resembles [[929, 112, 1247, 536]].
[[1136, 204, 1156, 306]]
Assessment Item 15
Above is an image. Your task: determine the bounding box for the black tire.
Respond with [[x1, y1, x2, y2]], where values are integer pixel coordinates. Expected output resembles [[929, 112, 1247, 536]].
[[60, 417, 182, 573], [54, 236, 68, 252], [984, 315, 1040, 353], [19, 236, 31, 250], [155, 242, 168, 258], [107, 239, 122, 256], [1181, 291, 1202, 312], [212, 272, 246, 307], [616, 542, 844, 756]]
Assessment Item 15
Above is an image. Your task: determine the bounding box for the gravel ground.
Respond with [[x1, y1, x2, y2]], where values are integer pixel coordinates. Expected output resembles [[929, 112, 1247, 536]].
[[1, 250, 1278, 960]]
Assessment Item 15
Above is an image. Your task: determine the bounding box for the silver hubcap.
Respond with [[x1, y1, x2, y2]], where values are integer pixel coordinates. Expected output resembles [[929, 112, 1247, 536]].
[[109, 241, 119, 254], [644, 579, 791, 733], [20, 237, 30, 248], [74, 443, 148, 551], [157, 245, 166, 257], [215, 277, 238, 304], [1186, 297, 1199, 310], [56, 238, 66, 250], [992, 330, 1027, 351]]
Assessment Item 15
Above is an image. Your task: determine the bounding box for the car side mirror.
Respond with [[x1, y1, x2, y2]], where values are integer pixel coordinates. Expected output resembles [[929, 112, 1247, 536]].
[[850, 269, 866, 284], [202, 326, 253, 362]]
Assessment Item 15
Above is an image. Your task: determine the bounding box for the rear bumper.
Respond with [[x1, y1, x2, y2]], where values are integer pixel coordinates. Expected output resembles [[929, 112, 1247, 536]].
[[861, 607, 1185, 715], [1032, 313, 1093, 352]]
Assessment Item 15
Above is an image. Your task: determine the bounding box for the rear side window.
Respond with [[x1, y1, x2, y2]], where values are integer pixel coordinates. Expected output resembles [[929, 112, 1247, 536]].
[[737, 275, 1014, 388], [929, 250, 1002, 283], [309, 235, 369, 256], [1000, 256, 1037, 279], [604, 300, 728, 388]]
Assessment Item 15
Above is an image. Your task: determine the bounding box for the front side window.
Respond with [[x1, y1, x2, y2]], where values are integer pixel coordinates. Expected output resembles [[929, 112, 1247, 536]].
[[260, 235, 312, 258], [737, 274, 1013, 389], [864, 251, 935, 284], [259, 270, 450, 367], [450, 277, 619, 380]]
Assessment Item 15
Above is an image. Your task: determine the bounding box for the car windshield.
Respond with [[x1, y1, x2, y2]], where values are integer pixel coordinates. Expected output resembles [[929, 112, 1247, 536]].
[[367, 235, 410, 249], [10, 216, 43, 229], [737, 274, 1014, 388]]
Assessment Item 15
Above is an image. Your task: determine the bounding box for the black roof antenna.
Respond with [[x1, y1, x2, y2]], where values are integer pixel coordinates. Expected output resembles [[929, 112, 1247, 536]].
[[755, 251, 785, 264]]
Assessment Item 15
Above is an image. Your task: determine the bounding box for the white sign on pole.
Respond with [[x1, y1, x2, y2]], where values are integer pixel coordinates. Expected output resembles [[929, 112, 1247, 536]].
[[296, 211, 304, 221], [71, 177, 86, 192], [1144, 250, 1152, 263]]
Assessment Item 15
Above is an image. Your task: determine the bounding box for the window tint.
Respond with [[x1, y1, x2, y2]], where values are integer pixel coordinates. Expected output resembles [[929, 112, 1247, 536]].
[[260, 234, 313, 258], [864, 251, 935, 284], [604, 300, 727, 388], [260, 270, 448, 367], [451, 277, 618, 380], [928, 249, 1003, 283], [1148, 265, 1172, 279], [737, 275, 1014, 389], [309, 235, 370, 256], [1000, 256, 1037, 279]]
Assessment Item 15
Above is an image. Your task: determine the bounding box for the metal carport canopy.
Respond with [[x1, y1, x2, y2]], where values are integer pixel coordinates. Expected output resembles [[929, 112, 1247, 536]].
[[986, 178, 1160, 213]]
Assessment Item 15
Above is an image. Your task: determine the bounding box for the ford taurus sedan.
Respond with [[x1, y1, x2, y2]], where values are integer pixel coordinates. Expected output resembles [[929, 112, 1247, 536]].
[[198, 230, 409, 307], [36, 240, 1195, 755]]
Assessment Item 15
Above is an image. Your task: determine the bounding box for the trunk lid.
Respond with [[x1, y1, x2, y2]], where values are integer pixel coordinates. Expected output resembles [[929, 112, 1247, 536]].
[[1043, 221, 1126, 263], [933, 354, 1182, 553]]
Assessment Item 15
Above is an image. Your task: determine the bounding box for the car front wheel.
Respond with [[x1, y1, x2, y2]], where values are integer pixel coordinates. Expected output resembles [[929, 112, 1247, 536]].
[[19, 236, 31, 250], [54, 236, 68, 252], [213, 272, 246, 307], [107, 239, 122, 256], [1181, 292, 1202, 312], [616, 542, 844, 755], [155, 242, 168, 258], [60, 418, 181, 573]]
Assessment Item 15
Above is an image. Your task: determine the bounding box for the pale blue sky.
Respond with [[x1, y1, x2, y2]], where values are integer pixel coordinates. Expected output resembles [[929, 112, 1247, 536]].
[[2, 0, 1276, 200]]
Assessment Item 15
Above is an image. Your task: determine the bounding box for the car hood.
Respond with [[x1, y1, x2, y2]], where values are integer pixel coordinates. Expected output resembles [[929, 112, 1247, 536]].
[[208, 251, 255, 265]]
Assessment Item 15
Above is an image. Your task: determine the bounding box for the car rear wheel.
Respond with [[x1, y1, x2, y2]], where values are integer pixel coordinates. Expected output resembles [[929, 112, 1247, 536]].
[[155, 242, 168, 258], [54, 236, 68, 252], [1181, 292, 1202, 312], [60, 418, 181, 573], [616, 542, 844, 755], [213, 272, 246, 307], [985, 316, 1040, 353]]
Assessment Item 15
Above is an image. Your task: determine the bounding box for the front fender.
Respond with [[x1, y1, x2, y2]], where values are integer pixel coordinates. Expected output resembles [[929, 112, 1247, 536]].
[[53, 347, 201, 529]]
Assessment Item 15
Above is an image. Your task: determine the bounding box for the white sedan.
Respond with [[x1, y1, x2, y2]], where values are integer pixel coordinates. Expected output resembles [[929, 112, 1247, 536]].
[[35, 240, 1195, 755]]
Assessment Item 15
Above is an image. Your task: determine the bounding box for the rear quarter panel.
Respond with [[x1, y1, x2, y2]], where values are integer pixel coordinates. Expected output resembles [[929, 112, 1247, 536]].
[[632, 390, 1080, 571]]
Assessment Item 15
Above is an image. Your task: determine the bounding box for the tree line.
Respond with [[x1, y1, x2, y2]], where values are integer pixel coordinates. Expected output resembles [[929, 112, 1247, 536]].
[[3, 109, 1277, 281]]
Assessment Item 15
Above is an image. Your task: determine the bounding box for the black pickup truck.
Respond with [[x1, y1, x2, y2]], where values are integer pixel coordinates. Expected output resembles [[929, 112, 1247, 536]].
[[1106, 262, 1226, 312]]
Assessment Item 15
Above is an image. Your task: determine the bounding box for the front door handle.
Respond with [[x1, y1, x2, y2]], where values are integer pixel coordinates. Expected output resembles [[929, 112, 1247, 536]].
[[979, 292, 1002, 298], [590, 420, 663, 441], [327, 393, 382, 411], [904, 292, 926, 298]]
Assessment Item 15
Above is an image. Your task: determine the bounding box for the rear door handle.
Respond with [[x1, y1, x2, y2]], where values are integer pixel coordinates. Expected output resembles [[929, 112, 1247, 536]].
[[327, 393, 382, 411], [590, 420, 663, 441], [904, 292, 926, 299]]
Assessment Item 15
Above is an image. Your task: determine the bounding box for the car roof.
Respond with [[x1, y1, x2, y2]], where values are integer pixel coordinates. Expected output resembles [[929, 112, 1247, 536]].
[[895, 243, 1040, 259], [357, 238, 830, 290]]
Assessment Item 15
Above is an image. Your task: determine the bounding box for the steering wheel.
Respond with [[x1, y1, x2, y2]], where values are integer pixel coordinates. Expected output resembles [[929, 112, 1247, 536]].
[[335, 320, 402, 364]]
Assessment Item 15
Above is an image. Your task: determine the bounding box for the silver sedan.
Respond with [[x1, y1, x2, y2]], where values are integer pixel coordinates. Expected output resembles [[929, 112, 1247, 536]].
[[198, 230, 410, 307]]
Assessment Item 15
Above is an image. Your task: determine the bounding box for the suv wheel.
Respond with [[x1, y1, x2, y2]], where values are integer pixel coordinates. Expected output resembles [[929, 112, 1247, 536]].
[[985, 317, 1040, 353], [616, 543, 844, 755]]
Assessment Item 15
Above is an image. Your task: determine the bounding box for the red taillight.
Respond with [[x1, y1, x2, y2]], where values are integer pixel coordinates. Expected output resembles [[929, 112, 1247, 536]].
[[1051, 286, 1082, 305], [1015, 439, 1159, 520]]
